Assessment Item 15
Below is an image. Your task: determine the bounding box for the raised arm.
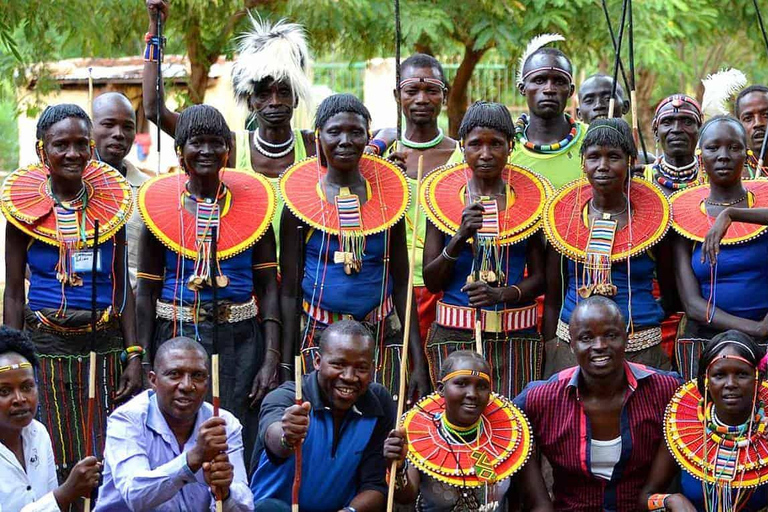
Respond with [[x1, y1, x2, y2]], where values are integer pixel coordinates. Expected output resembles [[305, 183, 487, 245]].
[[143, 0, 179, 137], [702, 207, 768, 265], [673, 233, 768, 339]]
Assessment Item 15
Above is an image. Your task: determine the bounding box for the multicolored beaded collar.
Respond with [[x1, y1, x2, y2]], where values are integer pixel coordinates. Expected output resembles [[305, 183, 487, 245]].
[[515, 113, 579, 153]]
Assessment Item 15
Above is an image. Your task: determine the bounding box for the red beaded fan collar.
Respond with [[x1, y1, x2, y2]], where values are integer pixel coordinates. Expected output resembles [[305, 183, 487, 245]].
[[138, 168, 276, 259], [665, 380, 768, 488], [419, 162, 552, 246], [543, 177, 670, 262], [0, 161, 133, 246], [279, 154, 409, 236], [401, 392, 532, 488], [670, 180, 768, 244]]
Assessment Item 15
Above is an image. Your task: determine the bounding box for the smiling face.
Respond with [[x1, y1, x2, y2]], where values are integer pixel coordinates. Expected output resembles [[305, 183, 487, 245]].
[[570, 302, 627, 380], [582, 144, 629, 196], [397, 65, 445, 126], [313, 331, 374, 413], [42, 117, 91, 182], [179, 134, 229, 178], [92, 96, 136, 170], [519, 53, 574, 119], [655, 104, 700, 159], [463, 126, 510, 180], [318, 112, 368, 173], [149, 348, 209, 425], [737, 91, 768, 154], [439, 358, 491, 428], [0, 353, 38, 435], [700, 120, 747, 188], [707, 345, 757, 426], [247, 77, 296, 128]]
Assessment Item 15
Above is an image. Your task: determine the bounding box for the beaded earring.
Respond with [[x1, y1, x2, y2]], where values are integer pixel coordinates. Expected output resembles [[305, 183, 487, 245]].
[[89, 140, 96, 159]]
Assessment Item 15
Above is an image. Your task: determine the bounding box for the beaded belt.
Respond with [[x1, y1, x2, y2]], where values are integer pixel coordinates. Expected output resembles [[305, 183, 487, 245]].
[[303, 296, 394, 325], [556, 319, 662, 352], [435, 301, 538, 334], [33, 307, 115, 336], [156, 297, 258, 324]]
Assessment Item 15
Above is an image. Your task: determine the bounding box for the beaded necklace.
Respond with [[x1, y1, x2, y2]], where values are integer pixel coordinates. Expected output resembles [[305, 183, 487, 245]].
[[401, 128, 445, 150], [515, 113, 578, 153], [48, 180, 89, 288], [653, 156, 700, 191], [184, 182, 229, 291], [254, 130, 295, 159]]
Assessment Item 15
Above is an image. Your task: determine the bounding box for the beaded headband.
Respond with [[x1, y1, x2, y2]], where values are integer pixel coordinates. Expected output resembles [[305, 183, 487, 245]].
[[586, 124, 624, 137], [652, 94, 702, 130], [0, 362, 32, 374], [399, 77, 447, 91], [441, 369, 491, 384], [707, 339, 757, 363], [519, 66, 573, 86]]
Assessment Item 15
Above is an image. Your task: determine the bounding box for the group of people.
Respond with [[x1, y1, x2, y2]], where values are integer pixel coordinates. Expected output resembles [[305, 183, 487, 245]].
[[3, 0, 768, 510]]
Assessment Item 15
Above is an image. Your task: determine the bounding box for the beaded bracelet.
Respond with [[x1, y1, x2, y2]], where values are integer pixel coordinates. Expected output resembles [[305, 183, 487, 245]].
[[367, 139, 388, 156], [143, 33, 165, 63], [647, 494, 669, 511], [120, 345, 145, 365]]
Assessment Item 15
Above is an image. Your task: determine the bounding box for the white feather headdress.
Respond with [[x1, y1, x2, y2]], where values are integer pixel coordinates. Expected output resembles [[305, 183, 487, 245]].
[[517, 33, 566, 84], [231, 14, 312, 109], [701, 68, 747, 119]]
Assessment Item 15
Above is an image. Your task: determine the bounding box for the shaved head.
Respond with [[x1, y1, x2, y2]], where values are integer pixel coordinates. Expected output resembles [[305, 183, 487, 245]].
[[92, 92, 134, 118], [154, 336, 209, 371]]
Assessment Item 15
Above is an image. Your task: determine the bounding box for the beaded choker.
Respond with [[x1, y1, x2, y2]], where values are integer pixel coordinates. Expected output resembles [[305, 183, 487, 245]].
[[254, 130, 295, 159], [402, 128, 445, 150], [49, 181, 90, 288], [653, 156, 700, 191], [515, 113, 578, 153]]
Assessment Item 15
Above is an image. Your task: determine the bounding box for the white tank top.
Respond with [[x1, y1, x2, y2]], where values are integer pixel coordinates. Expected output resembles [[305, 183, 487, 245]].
[[590, 436, 622, 481]]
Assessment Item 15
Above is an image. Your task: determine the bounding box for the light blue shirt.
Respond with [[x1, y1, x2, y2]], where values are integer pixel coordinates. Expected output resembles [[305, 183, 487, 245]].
[[95, 390, 253, 512]]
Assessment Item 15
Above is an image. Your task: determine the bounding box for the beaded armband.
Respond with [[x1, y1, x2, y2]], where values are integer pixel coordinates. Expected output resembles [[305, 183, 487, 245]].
[[120, 345, 145, 365], [647, 493, 669, 511]]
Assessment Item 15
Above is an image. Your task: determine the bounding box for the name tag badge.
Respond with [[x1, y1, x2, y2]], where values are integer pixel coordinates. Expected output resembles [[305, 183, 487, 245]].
[[71, 249, 102, 273]]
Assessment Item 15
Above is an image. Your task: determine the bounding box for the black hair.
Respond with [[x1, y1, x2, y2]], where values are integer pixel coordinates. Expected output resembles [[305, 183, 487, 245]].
[[401, 53, 447, 84], [314, 93, 371, 131], [697, 330, 764, 397], [438, 350, 490, 380], [36, 104, 92, 141], [580, 117, 637, 160], [735, 85, 768, 117], [570, 295, 626, 329], [522, 47, 573, 76], [318, 320, 374, 355], [174, 104, 232, 151], [458, 101, 515, 143], [154, 336, 209, 370], [699, 114, 748, 145], [0, 326, 39, 370], [578, 73, 626, 100]]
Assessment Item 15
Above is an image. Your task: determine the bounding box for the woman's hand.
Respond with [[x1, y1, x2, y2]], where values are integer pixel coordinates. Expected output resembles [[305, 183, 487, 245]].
[[457, 202, 484, 242], [702, 208, 732, 265], [461, 281, 503, 308]]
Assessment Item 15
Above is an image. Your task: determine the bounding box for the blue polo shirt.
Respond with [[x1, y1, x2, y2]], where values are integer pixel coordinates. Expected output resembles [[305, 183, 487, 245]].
[[250, 371, 395, 512]]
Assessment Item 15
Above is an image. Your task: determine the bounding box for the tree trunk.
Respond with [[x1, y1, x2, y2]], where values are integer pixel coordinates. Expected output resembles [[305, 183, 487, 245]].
[[184, 18, 213, 105], [636, 67, 658, 156], [447, 45, 486, 138]]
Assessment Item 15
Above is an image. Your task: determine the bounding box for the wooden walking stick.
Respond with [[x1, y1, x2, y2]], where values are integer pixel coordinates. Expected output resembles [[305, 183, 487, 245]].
[[210, 226, 224, 512], [386, 155, 423, 512], [83, 219, 99, 512], [292, 356, 303, 512], [394, 0, 403, 152], [155, 11, 163, 176]]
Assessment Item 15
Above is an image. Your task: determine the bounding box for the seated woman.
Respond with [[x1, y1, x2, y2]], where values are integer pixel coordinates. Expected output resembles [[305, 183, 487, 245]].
[[421, 101, 549, 398], [383, 350, 532, 511], [517, 296, 681, 511], [640, 330, 768, 511], [2, 104, 137, 481], [672, 115, 768, 380], [136, 104, 280, 449], [279, 93, 429, 396], [543, 118, 672, 376], [0, 326, 101, 511]]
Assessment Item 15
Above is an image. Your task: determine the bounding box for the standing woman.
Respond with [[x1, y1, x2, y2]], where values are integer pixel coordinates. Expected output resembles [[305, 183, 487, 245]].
[[279, 93, 430, 396], [2, 104, 138, 480], [421, 101, 549, 398], [136, 105, 280, 445], [672, 115, 768, 380], [543, 118, 672, 375], [640, 331, 768, 511]]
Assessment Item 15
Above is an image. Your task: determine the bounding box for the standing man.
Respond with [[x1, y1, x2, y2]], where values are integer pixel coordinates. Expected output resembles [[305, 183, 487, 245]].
[[250, 320, 395, 512], [576, 74, 629, 125], [96, 337, 253, 511], [92, 92, 150, 285], [511, 35, 587, 190], [368, 53, 463, 344], [735, 84, 768, 178]]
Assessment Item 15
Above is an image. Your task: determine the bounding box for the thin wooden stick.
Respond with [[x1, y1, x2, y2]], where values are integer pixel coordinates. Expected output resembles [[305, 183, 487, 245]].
[[156, 13, 163, 176], [386, 155, 423, 512], [753, 0, 768, 168], [83, 219, 99, 512], [209, 226, 223, 512], [608, 0, 629, 119], [292, 356, 303, 512]]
